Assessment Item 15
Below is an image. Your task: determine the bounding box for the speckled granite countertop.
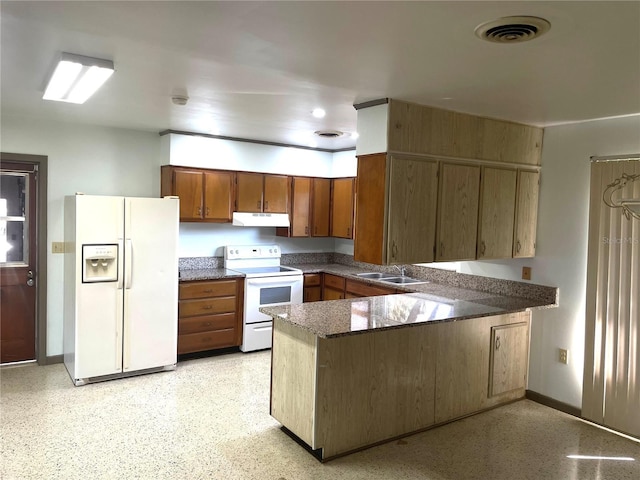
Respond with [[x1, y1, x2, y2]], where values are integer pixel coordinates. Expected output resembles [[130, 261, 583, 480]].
[[260, 262, 557, 338], [178, 268, 244, 282]]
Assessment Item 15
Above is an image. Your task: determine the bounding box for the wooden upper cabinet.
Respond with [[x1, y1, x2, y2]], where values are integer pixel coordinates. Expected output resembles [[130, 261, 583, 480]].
[[387, 99, 543, 166], [161, 166, 234, 222], [514, 170, 540, 258], [477, 167, 517, 259], [236, 172, 289, 213], [311, 178, 331, 237], [204, 170, 234, 222], [264, 174, 289, 213], [354, 154, 388, 264], [173, 169, 203, 220], [290, 177, 311, 237], [236, 172, 264, 212], [387, 155, 439, 264], [436, 163, 481, 261], [331, 177, 355, 239]]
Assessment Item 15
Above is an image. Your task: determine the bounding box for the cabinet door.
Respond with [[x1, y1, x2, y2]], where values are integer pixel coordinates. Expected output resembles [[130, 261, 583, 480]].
[[331, 177, 355, 239], [304, 286, 322, 302], [514, 170, 540, 258], [477, 167, 517, 259], [354, 154, 387, 264], [436, 163, 480, 261], [387, 156, 438, 264], [311, 178, 331, 237], [291, 177, 311, 237], [236, 172, 263, 212], [489, 322, 529, 397], [323, 287, 345, 301], [174, 169, 203, 220], [264, 174, 289, 213], [204, 171, 234, 222]]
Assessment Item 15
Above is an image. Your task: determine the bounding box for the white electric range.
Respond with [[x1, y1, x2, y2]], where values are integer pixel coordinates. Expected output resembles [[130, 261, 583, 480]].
[[224, 245, 303, 352]]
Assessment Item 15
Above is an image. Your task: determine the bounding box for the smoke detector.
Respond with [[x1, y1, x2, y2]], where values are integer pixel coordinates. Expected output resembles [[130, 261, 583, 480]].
[[475, 16, 551, 43], [314, 130, 344, 138], [171, 95, 189, 106]]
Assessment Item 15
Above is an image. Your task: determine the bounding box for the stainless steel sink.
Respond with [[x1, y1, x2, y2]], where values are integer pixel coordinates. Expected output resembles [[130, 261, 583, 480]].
[[356, 272, 390, 279], [379, 276, 429, 285]]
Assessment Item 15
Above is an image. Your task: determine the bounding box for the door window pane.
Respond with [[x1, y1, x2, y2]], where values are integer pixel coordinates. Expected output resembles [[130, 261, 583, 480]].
[[1, 173, 29, 265]]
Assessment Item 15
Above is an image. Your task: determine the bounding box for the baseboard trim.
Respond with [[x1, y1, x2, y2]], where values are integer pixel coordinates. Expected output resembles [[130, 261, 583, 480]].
[[43, 354, 63, 365], [526, 390, 581, 417]]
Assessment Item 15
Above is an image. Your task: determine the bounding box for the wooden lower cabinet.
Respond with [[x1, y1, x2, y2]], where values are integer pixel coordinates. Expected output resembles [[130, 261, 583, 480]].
[[178, 278, 243, 354], [303, 273, 322, 302], [271, 310, 530, 460], [323, 274, 345, 300], [345, 279, 396, 297]]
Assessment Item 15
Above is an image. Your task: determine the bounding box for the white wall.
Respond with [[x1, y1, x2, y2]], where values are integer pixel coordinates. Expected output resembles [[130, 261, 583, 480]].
[[1, 116, 161, 357], [356, 103, 388, 156], [459, 115, 640, 408]]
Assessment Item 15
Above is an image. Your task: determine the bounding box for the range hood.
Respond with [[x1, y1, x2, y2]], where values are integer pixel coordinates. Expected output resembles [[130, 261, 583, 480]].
[[232, 212, 290, 227]]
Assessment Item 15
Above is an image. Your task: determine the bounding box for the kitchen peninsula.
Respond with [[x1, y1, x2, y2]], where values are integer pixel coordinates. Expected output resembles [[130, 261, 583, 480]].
[[261, 275, 557, 461]]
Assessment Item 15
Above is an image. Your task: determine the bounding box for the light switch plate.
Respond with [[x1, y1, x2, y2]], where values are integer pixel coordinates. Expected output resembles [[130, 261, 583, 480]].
[[52, 242, 65, 254]]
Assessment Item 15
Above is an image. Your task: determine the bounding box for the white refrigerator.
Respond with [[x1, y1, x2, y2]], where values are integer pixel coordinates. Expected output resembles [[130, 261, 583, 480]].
[[64, 194, 179, 386]]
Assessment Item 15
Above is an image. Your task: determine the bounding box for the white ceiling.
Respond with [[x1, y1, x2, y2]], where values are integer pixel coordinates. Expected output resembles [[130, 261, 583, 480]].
[[2, 1, 639, 151]]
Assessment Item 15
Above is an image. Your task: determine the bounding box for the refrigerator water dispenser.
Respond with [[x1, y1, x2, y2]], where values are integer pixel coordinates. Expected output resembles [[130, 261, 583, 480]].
[[82, 244, 118, 283]]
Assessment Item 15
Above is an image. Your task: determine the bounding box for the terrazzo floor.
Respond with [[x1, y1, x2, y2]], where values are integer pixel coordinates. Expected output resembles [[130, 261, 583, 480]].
[[1, 350, 638, 480]]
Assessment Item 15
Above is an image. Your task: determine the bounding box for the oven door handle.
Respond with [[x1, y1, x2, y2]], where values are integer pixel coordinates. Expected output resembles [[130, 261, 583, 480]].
[[246, 275, 303, 287]]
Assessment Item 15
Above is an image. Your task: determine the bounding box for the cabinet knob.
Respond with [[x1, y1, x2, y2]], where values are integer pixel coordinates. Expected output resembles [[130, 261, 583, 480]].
[[516, 240, 522, 253], [481, 241, 486, 256]]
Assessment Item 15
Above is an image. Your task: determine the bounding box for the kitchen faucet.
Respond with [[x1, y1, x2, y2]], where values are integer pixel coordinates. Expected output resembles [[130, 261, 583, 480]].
[[394, 264, 406, 276]]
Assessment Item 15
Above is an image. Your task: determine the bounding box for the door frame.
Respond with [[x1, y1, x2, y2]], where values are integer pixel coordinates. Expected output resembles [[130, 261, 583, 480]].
[[1, 152, 49, 365]]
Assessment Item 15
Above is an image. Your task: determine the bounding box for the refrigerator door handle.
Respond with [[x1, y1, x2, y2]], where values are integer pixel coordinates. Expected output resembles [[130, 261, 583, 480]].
[[117, 239, 124, 290], [125, 239, 133, 289]]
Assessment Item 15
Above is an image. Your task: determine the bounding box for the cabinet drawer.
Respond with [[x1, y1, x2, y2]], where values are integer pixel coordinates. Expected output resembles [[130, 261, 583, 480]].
[[304, 273, 321, 287], [178, 313, 236, 335], [179, 280, 237, 300], [178, 329, 238, 354], [345, 279, 396, 297], [179, 297, 236, 317], [324, 274, 345, 291], [303, 286, 322, 302]]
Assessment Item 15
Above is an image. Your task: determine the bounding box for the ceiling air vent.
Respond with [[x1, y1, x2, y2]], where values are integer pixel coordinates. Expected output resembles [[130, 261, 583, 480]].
[[475, 16, 551, 43], [314, 130, 344, 138]]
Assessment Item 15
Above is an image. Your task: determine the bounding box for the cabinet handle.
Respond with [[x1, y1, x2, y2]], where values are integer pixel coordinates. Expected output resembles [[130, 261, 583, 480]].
[[264, 200, 269, 210], [314, 226, 317, 235], [257, 200, 261, 210], [203, 289, 213, 293], [347, 227, 351, 237], [516, 240, 522, 253], [481, 241, 486, 256], [305, 226, 308, 235], [197, 206, 202, 216], [495, 336, 501, 351], [202, 305, 213, 310], [392, 242, 398, 258], [206, 207, 210, 216], [440, 242, 445, 256]]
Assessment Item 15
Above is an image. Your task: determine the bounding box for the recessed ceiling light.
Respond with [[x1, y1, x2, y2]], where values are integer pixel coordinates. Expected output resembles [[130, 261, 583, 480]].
[[312, 108, 326, 118], [351, 132, 360, 139]]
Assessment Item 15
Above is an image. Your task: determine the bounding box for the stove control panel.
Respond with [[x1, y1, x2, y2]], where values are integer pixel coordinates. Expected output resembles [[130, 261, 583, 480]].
[[225, 244, 281, 260]]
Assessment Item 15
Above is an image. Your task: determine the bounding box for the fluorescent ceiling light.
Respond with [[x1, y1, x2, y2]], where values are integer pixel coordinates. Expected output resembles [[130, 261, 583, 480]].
[[43, 52, 114, 104], [567, 455, 635, 461]]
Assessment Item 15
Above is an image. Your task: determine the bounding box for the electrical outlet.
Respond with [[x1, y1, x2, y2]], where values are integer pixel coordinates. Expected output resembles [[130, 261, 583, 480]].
[[52, 242, 65, 254], [559, 348, 568, 365], [522, 266, 532, 280]]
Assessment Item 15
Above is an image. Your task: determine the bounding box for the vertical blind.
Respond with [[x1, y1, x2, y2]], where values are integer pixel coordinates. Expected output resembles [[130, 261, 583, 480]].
[[583, 156, 640, 437]]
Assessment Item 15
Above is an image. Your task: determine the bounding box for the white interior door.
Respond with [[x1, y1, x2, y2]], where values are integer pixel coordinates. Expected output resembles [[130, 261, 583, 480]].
[[122, 197, 179, 372]]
